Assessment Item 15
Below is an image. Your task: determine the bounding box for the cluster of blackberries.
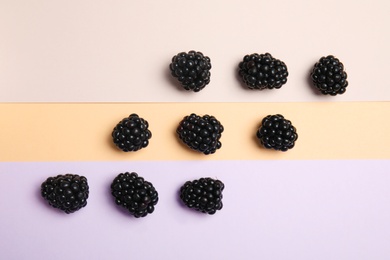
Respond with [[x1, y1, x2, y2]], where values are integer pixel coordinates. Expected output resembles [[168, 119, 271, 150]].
[[169, 51, 348, 95], [111, 112, 298, 154], [41, 173, 225, 216], [41, 172, 160, 217]]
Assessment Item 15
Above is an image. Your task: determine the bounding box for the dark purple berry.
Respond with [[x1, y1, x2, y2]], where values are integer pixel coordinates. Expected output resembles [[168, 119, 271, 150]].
[[311, 55, 348, 95], [41, 174, 89, 214], [256, 114, 298, 151], [238, 53, 288, 90], [177, 113, 224, 155], [112, 114, 152, 152], [180, 177, 224, 215], [111, 172, 158, 218], [169, 50, 212, 92]]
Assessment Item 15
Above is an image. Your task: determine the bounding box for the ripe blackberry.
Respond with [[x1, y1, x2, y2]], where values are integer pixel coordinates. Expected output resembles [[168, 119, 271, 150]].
[[180, 177, 224, 215], [112, 114, 152, 152], [169, 50, 212, 92], [176, 113, 224, 155], [41, 174, 89, 214], [256, 114, 298, 151], [111, 172, 159, 218], [238, 53, 288, 90], [311, 55, 348, 95]]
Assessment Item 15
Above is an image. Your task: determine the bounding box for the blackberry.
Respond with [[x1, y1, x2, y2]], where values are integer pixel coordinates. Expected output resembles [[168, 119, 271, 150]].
[[238, 53, 288, 90], [176, 113, 224, 155], [169, 50, 212, 92], [41, 174, 89, 214], [112, 114, 152, 152], [256, 114, 298, 151], [180, 177, 224, 215], [111, 172, 158, 218], [311, 55, 348, 95]]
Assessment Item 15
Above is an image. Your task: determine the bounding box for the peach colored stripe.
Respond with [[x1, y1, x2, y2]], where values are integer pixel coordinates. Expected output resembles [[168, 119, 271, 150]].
[[0, 102, 389, 162]]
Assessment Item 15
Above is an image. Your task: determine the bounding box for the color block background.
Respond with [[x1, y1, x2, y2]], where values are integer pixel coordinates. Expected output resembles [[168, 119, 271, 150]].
[[1, 160, 390, 260], [1, 0, 389, 102], [1, 0, 389, 259], [1, 102, 389, 162]]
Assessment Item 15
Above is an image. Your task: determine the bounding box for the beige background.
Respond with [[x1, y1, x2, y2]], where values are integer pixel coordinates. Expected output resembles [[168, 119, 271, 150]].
[[1, 102, 389, 161], [1, 0, 389, 102]]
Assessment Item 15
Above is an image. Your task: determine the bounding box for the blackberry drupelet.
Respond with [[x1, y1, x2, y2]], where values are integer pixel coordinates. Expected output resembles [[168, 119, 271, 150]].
[[111, 172, 159, 218], [238, 53, 288, 90], [41, 174, 89, 214], [256, 114, 298, 151], [169, 50, 212, 92], [112, 114, 152, 152], [176, 113, 224, 155], [311, 55, 348, 95], [180, 177, 224, 215]]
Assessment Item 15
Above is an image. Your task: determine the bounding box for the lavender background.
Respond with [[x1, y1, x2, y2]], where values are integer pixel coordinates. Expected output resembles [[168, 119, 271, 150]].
[[1, 160, 389, 260]]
